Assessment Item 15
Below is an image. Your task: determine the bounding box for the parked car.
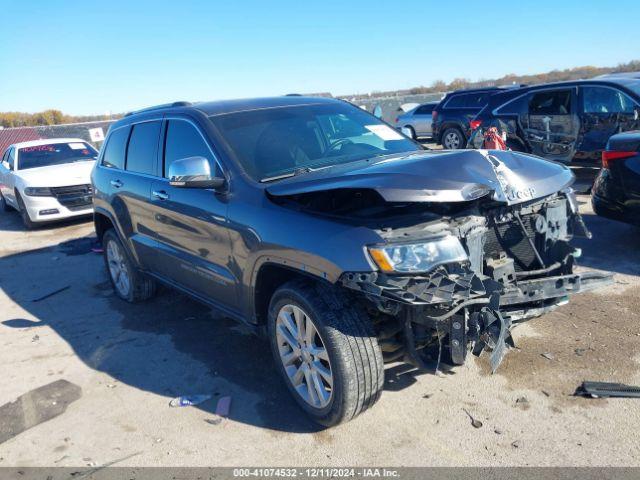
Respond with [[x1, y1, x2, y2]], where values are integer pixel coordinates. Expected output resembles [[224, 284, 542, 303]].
[[592, 131, 640, 226], [432, 87, 515, 149], [92, 97, 610, 426], [394, 102, 439, 140], [467, 76, 640, 165], [0, 138, 98, 228]]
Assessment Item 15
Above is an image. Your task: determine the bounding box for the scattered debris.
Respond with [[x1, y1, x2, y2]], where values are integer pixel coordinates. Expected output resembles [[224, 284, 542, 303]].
[[215, 396, 232, 417], [0, 380, 82, 445], [422, 394, 432, 399], [541, 352, 554, 361], [154, 438, 163, 443], [32, 335, 39, 342], [494, 429, 503, 435], [54, 455, 69, 464], [541, 390, 551, 397], [169, 394, 212, 407], [462, 408, 483, 429], [515, 396, 529, 405], [32, 285, 70, 303], [511, 440, 522, 448], [575, 381, 640, 399], [106, 384, 116, 389], [574, 348, 587, 356], [205, 418, 222, 426]]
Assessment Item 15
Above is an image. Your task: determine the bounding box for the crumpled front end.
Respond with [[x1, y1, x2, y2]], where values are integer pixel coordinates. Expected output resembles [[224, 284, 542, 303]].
[[340, 189, 612, 372]]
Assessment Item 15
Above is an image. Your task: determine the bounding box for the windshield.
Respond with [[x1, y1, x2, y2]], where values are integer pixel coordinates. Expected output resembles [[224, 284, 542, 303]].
[[209, 102, 420, 181], [17, 142, 98, 170]]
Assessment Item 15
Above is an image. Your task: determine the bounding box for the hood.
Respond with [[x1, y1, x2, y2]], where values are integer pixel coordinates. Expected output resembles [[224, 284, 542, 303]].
[[15, 161, 96, 187], [266, 150, 574, 205]]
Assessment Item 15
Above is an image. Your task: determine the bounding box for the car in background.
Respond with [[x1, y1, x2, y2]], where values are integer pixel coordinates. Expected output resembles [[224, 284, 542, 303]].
[[432, 87, 515, 149], [0, 138, 98, 229], [394, 102, 439, 140], [592, 131, 640, 226], [468, 76, 640, 165]]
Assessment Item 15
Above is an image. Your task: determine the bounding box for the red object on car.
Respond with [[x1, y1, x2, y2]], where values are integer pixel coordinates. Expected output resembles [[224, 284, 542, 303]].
[[469, 119, 482, 130], [482, 126, 507, 150], [602, 150, 636, 169]]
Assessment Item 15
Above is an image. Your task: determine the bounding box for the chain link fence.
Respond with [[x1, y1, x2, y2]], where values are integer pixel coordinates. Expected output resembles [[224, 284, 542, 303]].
[[0, 120, 115, 155], [342, 92, 445, 123]]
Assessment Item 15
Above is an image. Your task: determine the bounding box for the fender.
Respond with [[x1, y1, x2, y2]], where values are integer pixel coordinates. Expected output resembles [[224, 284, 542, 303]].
[[93, 206, 143, 268]]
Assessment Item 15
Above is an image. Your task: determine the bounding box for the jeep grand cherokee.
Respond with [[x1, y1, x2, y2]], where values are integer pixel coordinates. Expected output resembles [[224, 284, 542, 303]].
[[91, 96, 611, 426]]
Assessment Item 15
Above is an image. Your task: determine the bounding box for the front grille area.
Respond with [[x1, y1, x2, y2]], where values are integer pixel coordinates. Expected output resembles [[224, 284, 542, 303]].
[[50, 184, 93, 211], [484, 214, 539, 272]]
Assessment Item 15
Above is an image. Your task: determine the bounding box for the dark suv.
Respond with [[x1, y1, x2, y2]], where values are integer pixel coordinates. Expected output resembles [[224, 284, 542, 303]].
[[92, 96, 609, 426], [432, 87, 518, 149], [467, 76, 640, 165]]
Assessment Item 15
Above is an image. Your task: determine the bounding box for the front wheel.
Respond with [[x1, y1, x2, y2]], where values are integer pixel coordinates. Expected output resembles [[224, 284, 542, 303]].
[[0, 191, 13, 212], [102, 229, 156, 302], [15, 192, 36, 229], [442, 127, 465, 149], [268, 280, 384, 427]]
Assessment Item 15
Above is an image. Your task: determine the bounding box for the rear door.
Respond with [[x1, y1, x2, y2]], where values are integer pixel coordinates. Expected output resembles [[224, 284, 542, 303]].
[[149, 118, 237, 310], [523, 88, 579, 163], [411, 105, 433, 136], [105, 120, 162, 269], [577, 86, 640, 162]]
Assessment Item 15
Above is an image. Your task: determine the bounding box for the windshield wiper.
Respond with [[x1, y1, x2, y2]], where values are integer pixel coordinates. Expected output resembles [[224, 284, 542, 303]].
[[260, 167, 315, 183]]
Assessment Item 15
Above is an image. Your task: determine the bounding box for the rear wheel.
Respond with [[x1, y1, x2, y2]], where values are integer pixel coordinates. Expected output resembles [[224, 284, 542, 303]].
[[102, 229, 156, 302], [15, 192, 36, 230], [442, 127, 465, 149], [268, 280, 384, 427]]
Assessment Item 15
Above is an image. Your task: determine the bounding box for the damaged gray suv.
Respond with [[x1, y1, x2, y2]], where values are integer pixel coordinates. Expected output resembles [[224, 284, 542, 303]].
[[91, 96, 611, 426]]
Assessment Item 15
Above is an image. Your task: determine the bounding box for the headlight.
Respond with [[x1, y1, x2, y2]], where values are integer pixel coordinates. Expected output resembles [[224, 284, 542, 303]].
[[368, 236, 468, 273], [24, 187, 53, 197]]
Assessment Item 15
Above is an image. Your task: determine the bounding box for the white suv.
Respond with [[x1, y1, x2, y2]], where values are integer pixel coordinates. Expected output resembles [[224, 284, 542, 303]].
[[0, 138, 98, 229]]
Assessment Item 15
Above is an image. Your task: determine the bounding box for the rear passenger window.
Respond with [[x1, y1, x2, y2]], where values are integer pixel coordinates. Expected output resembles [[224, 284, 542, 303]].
[[101, 127, 129, 169], [445, 95, 466, 108], [465, 93, 489, 109], [414, 105, 431, 115], [126, 121, 161, 175], [163, 120, 216, 178]]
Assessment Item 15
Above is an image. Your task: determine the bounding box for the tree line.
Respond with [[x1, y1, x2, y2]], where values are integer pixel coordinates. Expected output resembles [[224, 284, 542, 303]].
[[348, 59, 640, 100], [2, 60, 639, 126], [0, 110, 118, 129]]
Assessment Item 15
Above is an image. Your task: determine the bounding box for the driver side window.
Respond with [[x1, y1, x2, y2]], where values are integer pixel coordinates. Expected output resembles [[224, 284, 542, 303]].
[[163, 120, 220, 179], [6, 148, 15, 170]]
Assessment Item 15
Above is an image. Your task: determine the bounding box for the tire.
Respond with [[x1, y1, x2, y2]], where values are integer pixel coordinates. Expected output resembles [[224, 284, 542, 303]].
[[268, 279, 384, 427], [0, 191, 13, 212], [15, 192, 36, 230], [403, 125, 416, 140], [102, 229, 156, 302], [442, 127, 465, 149]]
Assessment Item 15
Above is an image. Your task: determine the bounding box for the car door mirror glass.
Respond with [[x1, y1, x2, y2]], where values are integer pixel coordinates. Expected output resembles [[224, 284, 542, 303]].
[[168, 156, 224, 189], [373, 105, 383, 119]]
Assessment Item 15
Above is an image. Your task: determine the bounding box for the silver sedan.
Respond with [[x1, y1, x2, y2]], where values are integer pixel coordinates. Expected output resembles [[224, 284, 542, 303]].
[[394, 102, 439, 140]]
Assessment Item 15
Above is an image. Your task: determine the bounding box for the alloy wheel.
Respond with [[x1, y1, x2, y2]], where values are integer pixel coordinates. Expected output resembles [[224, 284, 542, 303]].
[[275, 304, 333, 409], [106, 240, 131, 297], [444, 131, 461, 149]]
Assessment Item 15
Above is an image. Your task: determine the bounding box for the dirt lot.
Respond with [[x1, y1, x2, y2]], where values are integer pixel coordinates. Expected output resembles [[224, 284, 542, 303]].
[[0, 194, 639, 467]]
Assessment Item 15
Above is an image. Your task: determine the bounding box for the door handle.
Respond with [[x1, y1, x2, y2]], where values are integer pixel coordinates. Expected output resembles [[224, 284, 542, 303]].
[[152, 190, 169, 201], [110, 179, 123, 188]]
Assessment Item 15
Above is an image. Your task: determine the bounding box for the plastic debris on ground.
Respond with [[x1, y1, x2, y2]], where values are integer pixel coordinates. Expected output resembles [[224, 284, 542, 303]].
[[169, 394, 212, 407]]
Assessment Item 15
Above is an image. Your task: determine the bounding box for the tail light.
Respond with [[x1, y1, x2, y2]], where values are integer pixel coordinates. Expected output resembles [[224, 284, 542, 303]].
[[469, 119, 483, 130], [602, 150, 636, 168]]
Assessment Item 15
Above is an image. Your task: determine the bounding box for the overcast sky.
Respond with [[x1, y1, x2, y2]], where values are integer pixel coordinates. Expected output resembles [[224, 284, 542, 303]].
[[1, 0, 638, 115]]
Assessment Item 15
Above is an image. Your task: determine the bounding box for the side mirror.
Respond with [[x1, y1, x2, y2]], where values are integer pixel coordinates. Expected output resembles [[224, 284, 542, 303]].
[[400, 126, 413, 138], [168, 156, 224, 189]]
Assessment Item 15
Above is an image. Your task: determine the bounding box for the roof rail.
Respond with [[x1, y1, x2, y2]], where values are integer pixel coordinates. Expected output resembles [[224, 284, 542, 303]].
[[125, 101, 192, 117]]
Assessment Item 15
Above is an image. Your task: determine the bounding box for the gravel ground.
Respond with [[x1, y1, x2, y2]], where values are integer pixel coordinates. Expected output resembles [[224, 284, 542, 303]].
[[0, 194, 638, 467]]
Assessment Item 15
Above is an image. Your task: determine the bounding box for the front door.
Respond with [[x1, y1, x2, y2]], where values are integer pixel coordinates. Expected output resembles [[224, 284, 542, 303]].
[[149, 118, 238, 311], [411, 105, 433, 136], [0, 148, 17, 207], [523, 88, 580, 163], [577, 86, 640, 163]]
